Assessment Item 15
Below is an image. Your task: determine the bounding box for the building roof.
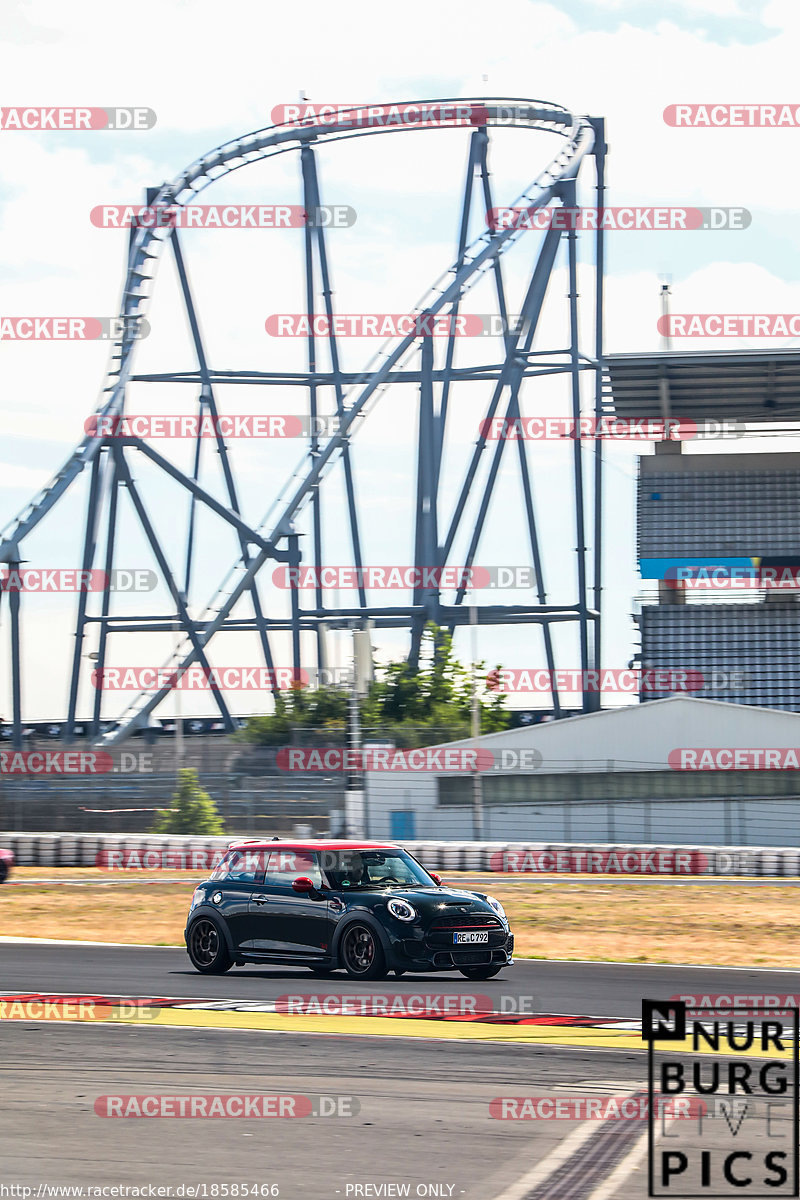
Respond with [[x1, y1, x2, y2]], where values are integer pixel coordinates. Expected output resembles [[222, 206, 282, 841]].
[[372, 696, 800, 776], [605, 349, 800, 423]]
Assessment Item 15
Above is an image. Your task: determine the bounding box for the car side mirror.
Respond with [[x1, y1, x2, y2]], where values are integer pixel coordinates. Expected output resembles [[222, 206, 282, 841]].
[[429, 872, 443, 886], [292, 876, 316, 893]]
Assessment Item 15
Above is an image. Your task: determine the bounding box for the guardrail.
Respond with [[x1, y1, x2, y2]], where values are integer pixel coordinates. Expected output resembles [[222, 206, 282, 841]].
[[1, 832, 798, 874]]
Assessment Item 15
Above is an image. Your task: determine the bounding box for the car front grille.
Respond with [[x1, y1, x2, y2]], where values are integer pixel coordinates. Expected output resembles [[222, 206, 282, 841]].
[[426, 912, 506, 950], [429, 913, 504, 931]]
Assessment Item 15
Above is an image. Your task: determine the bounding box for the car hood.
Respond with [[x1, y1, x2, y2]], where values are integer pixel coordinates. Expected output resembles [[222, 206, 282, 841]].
[[366, 886, 496, 914]]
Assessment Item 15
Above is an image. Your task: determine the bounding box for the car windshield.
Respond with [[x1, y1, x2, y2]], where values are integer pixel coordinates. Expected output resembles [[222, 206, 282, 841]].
[[209, 849, 261, 882], [321, 849, 434, 890]]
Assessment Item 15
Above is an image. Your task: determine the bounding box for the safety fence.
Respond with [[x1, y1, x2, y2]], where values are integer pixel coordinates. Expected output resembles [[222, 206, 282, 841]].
[[0, 738, 341, 834]]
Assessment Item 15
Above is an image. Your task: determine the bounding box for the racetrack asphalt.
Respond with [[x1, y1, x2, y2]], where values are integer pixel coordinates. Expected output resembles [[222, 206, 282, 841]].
[[3, 945, 800, 1198], [1, 1020, 653, 1197], [2, 942, 800, 1017]]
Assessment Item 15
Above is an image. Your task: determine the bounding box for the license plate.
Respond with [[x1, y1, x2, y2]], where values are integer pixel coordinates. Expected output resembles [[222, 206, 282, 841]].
[[453, 931, 489, 945]]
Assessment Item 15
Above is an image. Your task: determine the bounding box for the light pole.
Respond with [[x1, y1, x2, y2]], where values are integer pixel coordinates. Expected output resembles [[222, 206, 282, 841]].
[[173, 618, 184, 779], [344, 626, 363, 837], [344, 622, 373, 837], [470, 604, 484, 840]]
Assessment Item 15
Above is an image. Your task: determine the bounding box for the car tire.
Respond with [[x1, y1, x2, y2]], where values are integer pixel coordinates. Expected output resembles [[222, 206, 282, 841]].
[[340, 923, 387, 981], [458, 965, 503, 980], [187, 916, 233, 974], [0, 861, 8, 885]]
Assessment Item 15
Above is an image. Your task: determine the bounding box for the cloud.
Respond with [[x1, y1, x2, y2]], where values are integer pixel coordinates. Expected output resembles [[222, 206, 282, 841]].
[[0, 463, 52, 489]]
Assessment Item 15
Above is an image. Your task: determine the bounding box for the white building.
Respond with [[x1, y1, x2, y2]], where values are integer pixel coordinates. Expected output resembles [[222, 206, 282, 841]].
[[363, 696, 800, 845]]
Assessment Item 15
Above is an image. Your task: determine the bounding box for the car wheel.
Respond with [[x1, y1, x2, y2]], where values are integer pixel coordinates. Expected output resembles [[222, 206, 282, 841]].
[[459, 965, 503, 980], [0, 861, 8, 885], [187, 917, 233, 974], [340, 923, 387, 980]]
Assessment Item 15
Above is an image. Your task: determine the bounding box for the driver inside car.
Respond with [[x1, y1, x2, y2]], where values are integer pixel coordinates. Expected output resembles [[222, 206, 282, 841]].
[[334, 853, 366, 888]]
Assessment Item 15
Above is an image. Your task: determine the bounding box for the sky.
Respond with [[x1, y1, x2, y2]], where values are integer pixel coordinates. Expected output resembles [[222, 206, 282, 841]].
[[0, 0, 798, 724]]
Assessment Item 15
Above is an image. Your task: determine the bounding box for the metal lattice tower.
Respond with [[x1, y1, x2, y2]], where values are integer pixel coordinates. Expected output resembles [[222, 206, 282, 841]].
[[0, 100, 607, 747]]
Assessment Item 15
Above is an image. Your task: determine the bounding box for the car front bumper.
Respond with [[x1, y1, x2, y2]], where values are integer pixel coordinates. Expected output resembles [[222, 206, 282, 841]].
[[391, 930, 514, 972]]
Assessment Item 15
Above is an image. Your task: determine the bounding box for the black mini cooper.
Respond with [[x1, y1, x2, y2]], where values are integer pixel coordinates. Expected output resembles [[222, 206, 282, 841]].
[[185, 839, 514, 980]]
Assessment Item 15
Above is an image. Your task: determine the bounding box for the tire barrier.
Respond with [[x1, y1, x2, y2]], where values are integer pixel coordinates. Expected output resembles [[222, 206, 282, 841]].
[[2, 833, 800, 874]]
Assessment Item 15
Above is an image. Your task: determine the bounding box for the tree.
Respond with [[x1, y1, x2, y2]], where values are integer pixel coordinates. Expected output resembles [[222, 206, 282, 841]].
[[240, 683, 348, 746], [152, 768, 225, 834], [239, 625, 510, 747]]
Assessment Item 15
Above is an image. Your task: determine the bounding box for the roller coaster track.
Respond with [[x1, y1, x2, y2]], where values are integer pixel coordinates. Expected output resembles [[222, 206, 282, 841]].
[[0, 99, 602, 745]]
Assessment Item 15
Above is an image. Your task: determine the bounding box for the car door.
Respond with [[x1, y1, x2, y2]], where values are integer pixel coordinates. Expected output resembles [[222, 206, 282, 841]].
[[248, 848, 332, 957], [210, 848, 267, 950]]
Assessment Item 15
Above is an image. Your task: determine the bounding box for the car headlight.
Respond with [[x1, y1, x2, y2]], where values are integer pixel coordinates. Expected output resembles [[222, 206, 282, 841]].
[[387, 898, 418, 922], [486, 896, 507, 920], [188, 887, 204, 912]]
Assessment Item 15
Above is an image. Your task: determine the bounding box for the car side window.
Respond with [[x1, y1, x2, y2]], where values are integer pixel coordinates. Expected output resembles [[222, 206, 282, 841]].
[[209, 849, 267, 884], [264, 849, 322, 888]]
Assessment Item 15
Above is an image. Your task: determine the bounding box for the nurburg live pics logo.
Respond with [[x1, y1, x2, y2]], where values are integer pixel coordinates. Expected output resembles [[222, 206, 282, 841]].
[[642, 998, 800, 1196]]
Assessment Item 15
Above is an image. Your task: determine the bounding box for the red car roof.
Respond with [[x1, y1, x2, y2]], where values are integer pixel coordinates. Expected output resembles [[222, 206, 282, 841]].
[[228, 839, 399, 852]]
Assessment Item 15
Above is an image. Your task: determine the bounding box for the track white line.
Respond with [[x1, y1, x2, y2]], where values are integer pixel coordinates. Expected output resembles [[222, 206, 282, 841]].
[[585, 1128, 650, 1200], [489, 1118, 600, 1200], [5, 938, 800, 976], [0, 936, 173, 947], [527, 957, 800, 974]]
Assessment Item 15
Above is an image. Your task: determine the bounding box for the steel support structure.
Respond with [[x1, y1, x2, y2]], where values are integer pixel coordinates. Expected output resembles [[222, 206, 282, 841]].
[[590, 117, 607, 708], [0, 100, 605, 743]]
